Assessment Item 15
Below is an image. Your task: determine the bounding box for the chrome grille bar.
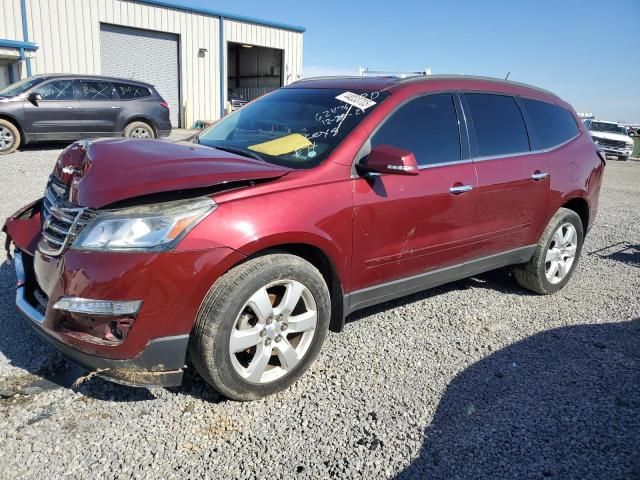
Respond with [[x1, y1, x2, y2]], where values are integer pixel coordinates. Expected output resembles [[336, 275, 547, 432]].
[[39, 177, 96, 257]]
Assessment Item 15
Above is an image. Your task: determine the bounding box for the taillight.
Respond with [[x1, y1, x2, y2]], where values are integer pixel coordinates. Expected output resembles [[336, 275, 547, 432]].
[[160, 101, 169, 109]]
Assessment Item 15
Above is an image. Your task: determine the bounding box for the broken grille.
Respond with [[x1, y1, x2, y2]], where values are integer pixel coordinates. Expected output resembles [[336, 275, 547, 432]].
[[40, 177, 96, 256], [592, 137, 626, 149]]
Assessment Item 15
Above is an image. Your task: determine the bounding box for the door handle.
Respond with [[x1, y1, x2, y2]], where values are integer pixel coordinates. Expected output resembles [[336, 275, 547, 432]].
[[531, 171, 549, 181], [449, 184, 473, 194], [65, 106, 75, 110], [110, 106, 121, 109]]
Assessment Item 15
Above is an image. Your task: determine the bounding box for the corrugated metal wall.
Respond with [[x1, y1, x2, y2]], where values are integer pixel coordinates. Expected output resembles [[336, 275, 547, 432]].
[[0, 0, 24, 41], [20, 0, 303, 125]]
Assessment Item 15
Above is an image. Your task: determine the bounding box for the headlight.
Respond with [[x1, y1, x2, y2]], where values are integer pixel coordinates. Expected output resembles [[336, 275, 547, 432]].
[[73, 197, 216, 252], [626, 142, 634, 148]]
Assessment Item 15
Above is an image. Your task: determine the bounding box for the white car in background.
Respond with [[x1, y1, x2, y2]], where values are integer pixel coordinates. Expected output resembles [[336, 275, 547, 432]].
[[585, 119, 635, 161]]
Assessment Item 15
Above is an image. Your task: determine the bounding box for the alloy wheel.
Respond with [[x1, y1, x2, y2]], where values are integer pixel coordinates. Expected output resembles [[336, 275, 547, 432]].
[[545, 223, 578, 284], [131, 127, 151, 138], [0, 126, 15, 151], [229, 279, 318, 384]]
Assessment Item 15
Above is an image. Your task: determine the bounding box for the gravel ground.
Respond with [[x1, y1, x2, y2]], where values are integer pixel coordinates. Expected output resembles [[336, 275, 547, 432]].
[[0, 137, 638, 480]]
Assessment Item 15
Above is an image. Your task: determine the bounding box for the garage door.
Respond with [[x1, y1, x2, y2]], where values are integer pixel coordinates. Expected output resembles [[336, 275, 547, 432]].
[[100, 24, 180, 127]]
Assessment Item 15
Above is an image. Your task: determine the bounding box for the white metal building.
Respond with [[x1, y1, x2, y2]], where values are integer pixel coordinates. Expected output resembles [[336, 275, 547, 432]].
[[0, 0, 305, 127]]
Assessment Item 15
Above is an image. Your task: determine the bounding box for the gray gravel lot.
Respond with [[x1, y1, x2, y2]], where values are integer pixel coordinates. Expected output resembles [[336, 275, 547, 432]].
[[0, 136, 638, 479]]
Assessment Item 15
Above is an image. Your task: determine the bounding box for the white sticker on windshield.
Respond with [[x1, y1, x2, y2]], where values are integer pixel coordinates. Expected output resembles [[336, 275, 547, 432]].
[[335, 91, 377, 111]]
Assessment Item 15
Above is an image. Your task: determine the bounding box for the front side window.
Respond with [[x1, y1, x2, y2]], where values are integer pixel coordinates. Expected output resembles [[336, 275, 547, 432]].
[[522, 98, 579, 149], [75, 81, 116, 101], [466, 93, 530, 157], [371, 93, 461, 167], [36, 80, 75, 101], [198, 88, 389, 169], [114, 82, 151, 99]]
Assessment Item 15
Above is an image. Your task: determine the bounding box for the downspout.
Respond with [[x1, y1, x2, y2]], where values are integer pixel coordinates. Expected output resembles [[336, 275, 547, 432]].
[[20, 0, 32, 76], [219, 16, 226, 118]]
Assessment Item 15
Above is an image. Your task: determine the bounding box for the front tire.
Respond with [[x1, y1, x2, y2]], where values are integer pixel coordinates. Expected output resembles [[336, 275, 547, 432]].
[[0, 119, 21, 154], [123, 121, 155, 139], [618, 156, 628, 161], [189, 254, 331, 401], [514, 208, 584, 294]]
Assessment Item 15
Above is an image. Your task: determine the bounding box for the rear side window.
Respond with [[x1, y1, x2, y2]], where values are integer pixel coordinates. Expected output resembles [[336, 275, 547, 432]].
[[522, 98, 579, 148], [37, 80, 74, 101], [371, 93, 461, 167], [114, 83, 151, 99], [75, 81, 116, 100], [466, 93, 530, 157]]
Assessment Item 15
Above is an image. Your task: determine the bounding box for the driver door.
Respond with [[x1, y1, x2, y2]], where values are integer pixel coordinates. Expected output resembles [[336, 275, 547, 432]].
[[23, 79, 81, 141], [350, 93, 478, 309]]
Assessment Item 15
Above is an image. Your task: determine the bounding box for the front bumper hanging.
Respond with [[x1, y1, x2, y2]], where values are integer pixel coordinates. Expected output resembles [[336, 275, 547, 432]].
[[12, 250, 188, 388]]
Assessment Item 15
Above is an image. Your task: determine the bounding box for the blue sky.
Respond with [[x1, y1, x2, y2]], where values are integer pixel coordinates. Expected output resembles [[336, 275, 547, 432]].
[[183, 0, 639, 123]]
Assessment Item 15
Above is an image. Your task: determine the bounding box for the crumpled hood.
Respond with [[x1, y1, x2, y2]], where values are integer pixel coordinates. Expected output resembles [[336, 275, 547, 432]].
[[53, 138, 291, 208]]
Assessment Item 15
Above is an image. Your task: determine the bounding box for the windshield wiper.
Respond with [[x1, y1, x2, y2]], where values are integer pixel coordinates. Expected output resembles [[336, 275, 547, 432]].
[[212, 145, 265, 162]]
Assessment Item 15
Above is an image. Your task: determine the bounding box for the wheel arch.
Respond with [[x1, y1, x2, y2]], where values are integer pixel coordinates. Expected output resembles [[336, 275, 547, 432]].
[[0, 114, 26, 145], [243, 243, 346, 333], [562, 197, 589, 234], [124, 116, 157, 135]]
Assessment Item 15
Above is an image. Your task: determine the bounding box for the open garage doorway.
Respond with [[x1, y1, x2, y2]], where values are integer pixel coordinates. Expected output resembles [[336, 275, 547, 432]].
[[227, 42, 283, 110]]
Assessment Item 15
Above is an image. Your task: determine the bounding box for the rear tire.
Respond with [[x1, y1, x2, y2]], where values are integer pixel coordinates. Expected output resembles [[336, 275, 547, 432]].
[[189, 254, 331, 401], [123, 121, 155, 139], [0, 119, 21, 154], [514, 208, 584, 295]]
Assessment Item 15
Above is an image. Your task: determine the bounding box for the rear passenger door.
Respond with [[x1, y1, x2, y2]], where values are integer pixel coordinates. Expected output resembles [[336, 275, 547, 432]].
[[351, 93, 478, 293], [74, 79, 121, 137], [462, 92, 550, 259]]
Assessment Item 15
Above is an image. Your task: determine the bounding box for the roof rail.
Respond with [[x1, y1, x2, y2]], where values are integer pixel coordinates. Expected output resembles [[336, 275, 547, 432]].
[[359, 67, 432, 78], [393, 74, 559, 97]]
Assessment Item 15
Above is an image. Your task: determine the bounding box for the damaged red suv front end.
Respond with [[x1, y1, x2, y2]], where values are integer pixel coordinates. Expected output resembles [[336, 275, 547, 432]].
[[3, 139, 287, 386]]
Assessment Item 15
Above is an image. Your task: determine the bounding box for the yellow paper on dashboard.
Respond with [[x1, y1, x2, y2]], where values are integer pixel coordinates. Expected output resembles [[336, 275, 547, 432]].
[[248, 133, 312, 156]]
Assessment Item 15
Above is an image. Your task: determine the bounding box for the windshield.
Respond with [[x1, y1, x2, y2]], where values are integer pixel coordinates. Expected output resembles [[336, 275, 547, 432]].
[[590, 122, 627, 135], [198, 87, 389, 168], [0, 76, 47, 97]]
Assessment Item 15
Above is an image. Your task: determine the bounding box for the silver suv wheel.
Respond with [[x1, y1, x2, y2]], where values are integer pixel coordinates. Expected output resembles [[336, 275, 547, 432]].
[[229, 279, 318, 384], [545, 223, 578, 284], [0, 126, 15, 151], [131, 127, 151, 138]]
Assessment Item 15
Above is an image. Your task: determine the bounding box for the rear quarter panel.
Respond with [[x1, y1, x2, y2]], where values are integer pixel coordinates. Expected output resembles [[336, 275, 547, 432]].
[[543, 127, 604, 236]]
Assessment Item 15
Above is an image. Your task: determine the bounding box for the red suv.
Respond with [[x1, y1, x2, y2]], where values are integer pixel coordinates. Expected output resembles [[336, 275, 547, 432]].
[[3, 76, 604, 400]]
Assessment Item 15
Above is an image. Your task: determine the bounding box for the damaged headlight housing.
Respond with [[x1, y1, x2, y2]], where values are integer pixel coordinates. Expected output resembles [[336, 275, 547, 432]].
[[73, 197, 216, 252]]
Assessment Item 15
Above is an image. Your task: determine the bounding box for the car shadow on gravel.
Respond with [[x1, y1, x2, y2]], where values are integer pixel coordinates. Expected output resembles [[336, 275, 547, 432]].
[[588, 242, 640, 267], [18, 141, 74, 152], [395, 318, 640, 480], [346, 267, 532, 324]]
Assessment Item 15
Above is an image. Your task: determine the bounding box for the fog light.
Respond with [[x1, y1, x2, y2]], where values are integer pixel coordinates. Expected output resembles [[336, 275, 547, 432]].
[[53, 297, 142, 316]]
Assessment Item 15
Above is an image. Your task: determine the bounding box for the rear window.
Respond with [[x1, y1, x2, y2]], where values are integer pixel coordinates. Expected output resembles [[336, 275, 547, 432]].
[[522, 98, 579, 149], [75, 81, 116, 100], [114, 83, 152, 99], [466, 93, 530, 157]]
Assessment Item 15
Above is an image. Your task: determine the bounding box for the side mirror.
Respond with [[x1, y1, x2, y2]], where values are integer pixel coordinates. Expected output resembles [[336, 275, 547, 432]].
[[27, 92, 42, 105], [357, 144, 419, 176]]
